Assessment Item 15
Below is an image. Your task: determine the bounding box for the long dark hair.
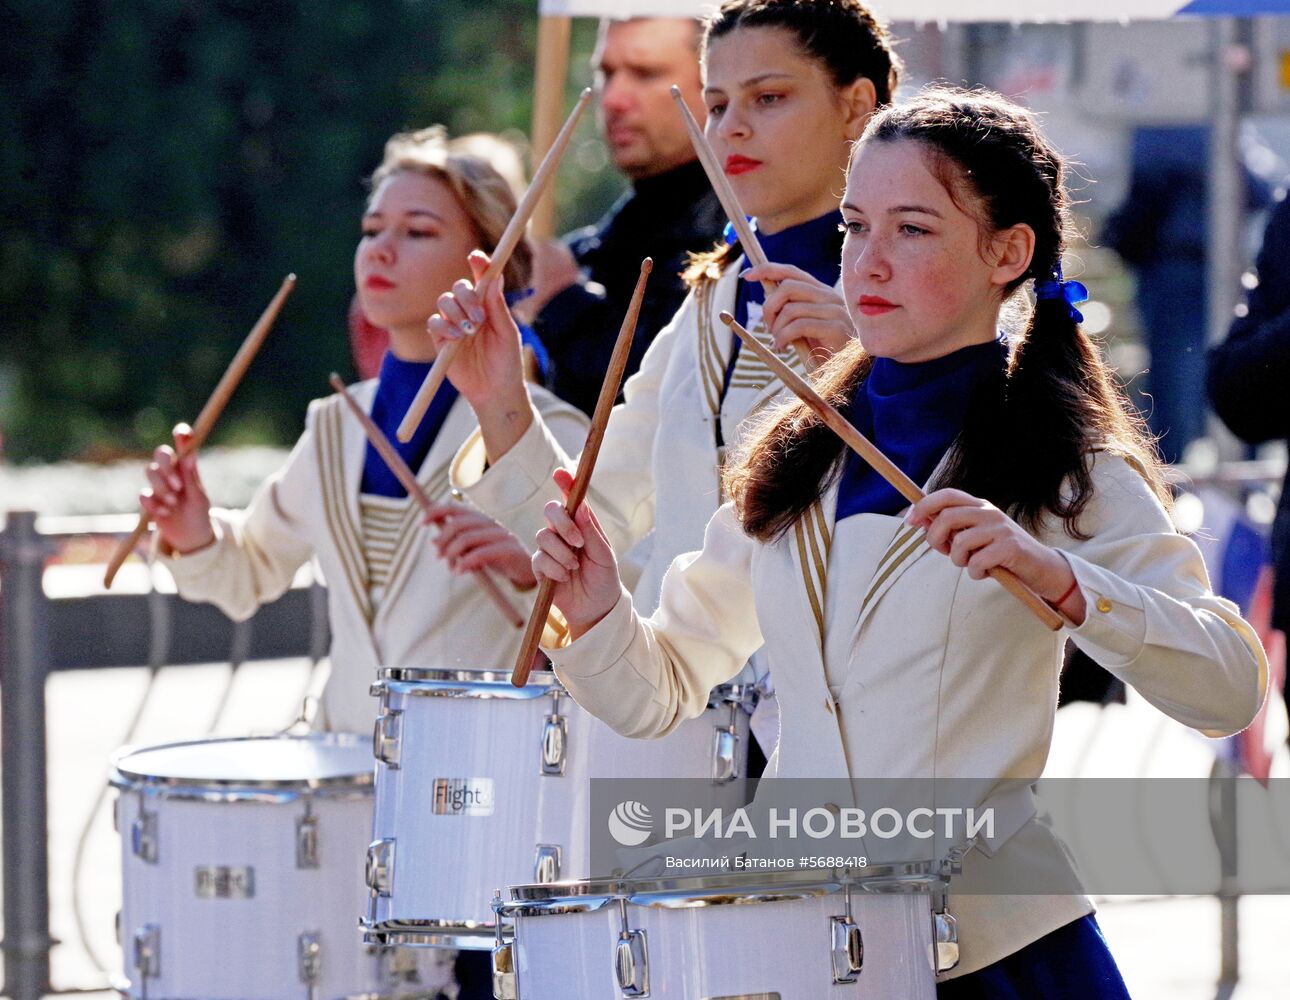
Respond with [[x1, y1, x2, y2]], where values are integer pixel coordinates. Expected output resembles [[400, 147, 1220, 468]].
[[684, 0, 900, 285], [725, 89, 1168, 541]]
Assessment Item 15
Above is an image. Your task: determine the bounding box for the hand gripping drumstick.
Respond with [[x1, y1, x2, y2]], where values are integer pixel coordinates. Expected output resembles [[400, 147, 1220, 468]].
[[671, 86, 813, 373], [719, 312, 1064, 632], [104, 274, 297, 588], [511, 258, 654, 687], [328, 375, 525, 629], [396, 88, 594, 444]]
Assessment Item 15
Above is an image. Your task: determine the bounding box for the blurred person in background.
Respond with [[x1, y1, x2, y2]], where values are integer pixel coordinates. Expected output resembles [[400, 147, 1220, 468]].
[[1104, 125, 1270, 464], [520, 16, 725, 415], [1208, 192, 1290, 739]]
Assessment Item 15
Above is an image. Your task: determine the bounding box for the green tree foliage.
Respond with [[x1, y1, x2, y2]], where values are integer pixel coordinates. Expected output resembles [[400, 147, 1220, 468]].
[[0, 0, 618, 461]]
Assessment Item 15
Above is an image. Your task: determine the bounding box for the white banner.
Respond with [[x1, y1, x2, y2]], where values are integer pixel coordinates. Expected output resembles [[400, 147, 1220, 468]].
[[536, 0, 1274, 22]]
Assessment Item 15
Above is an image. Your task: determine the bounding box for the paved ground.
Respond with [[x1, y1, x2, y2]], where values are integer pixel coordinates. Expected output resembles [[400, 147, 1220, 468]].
[[1, 659, 1286, 998]]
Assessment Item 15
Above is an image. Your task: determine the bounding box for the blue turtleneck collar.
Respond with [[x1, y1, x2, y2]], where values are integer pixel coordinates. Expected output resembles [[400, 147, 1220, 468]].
[[723, 210, 844, 402], [836, 337, 1008, 521], [360, 351, 459, 498], [737, 210, 844, 317]]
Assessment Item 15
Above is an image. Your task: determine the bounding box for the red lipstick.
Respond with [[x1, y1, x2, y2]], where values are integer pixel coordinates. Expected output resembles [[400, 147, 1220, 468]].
[[857, 295, 897, 317], [724, 155, 763, 176]]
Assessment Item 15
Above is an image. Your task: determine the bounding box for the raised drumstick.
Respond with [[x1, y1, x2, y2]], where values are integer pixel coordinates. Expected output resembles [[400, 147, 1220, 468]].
[[396, 88, 594, 444], [719, 311, 1064, 632], [671, 85, 813, 372], [511, 258, 654, 686], [104, 274, 297, 588], [328, 375, 524, 629]]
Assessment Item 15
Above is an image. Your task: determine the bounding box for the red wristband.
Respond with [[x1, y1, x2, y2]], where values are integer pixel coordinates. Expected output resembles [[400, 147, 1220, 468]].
[[1048, 575, 1079, 609]]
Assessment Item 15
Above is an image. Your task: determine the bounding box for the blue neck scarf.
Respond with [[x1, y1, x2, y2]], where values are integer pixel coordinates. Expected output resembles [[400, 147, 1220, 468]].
[[359, 351, 460, 498], [836, 337, 1008, 521], [724, 210, 844, 398]]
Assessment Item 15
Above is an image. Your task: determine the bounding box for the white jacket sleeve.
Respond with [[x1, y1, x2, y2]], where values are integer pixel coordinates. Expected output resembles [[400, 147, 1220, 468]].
[[156, 404, 321, 622], [546, 502, 764, 739], [1056, 453, 1268, 736], [452, 290, 697, 556]]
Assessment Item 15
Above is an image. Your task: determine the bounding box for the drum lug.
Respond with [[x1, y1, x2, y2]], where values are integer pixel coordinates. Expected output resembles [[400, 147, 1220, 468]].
[[615, 929, 649, 997], [541, 702, 567, 776], [114, 909, 121, 946], [112, 796, 120, 833], [131, 796, 159, 864], [373, 709, 403, 769], [933, 904, 960, 973], [492, 941, 518, 999], [829, 914, 863, 983], [296, 810, 320, 869], [133, 923, 161, 980], [492, 890, 519, 1000], [614, 898, 649, 997], [366, 837, 396, 897], [298, 931, 322, 986], [711, 703, 741, 784], [533, 843, 562, 883]]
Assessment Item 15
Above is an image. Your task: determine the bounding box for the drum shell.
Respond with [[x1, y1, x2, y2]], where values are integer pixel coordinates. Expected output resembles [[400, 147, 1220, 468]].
[[112, 734, 451, 1000], [367, 671, 754, 943], [506, 887, 934, 999]]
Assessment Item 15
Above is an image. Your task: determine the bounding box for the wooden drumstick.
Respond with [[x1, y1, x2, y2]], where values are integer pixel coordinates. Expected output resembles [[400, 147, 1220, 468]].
[[328, 375, 525, 629], [511, 258, 654, 687], [719, 312, 1064, 632], [396, 88, 594, 444], [104, 274, 297, 588], [671, 86, 813, 372]]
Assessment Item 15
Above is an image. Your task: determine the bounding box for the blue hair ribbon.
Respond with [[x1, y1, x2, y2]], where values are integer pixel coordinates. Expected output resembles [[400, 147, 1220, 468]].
[[1033, 265, 1088, 324]]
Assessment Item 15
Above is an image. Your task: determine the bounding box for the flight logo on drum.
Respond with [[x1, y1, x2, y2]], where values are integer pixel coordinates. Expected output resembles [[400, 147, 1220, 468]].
[[431, 777, 495, 816], [608, 800, 655, 846], [193, 865, 255, 899]]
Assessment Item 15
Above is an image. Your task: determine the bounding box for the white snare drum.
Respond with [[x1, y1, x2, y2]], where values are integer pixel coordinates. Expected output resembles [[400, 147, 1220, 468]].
[[110, 734, 451, 1000], [493, 864, 947, 1000], [363, 668, 755, 951]]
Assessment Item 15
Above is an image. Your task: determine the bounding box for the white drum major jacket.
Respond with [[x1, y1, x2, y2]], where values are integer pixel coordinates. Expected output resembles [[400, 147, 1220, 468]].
[[544, 450, 1268, 980], [157, 380, 588, 734]]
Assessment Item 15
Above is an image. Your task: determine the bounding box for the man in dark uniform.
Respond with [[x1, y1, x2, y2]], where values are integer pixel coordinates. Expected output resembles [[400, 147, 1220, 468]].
[[524, 17, 725, 416]]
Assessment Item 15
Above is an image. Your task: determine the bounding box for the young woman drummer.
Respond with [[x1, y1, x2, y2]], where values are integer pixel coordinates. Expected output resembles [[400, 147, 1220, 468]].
[[433, 0, 899, 618], [139, 127, 587, 736], [530, 90, 1268, 996], [432, 0, 900, 770]]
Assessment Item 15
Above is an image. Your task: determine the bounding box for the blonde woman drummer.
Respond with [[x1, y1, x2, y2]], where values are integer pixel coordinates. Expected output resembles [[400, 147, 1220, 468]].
[[433, 0, 900, 760], [139, 127, 587, 735]]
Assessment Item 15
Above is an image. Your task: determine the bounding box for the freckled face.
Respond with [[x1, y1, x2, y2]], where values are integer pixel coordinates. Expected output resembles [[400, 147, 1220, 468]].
[[840, 140, 1008, 363], [354, 171, 479, 338]]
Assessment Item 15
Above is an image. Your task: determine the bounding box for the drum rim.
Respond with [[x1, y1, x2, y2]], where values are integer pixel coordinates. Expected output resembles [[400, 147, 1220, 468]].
[[504, 860, 944, 911], [361, 917, 498, 952], [372, 667, 562, 699], [107, 732, 374, 794], [372, 669, 760, 710]]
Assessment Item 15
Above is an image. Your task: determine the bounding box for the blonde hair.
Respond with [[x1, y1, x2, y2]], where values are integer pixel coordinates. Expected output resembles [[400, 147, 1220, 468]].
[[368, 126, 532, 291]]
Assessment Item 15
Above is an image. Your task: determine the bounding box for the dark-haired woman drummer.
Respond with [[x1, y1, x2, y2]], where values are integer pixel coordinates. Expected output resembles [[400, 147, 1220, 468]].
[[531, 89, 1267, 997]]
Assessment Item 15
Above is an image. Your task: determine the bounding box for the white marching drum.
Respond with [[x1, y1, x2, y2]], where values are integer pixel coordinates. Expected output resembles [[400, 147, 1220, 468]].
[[492, 864, 947, 1000], [363, 668, 756, 950], [110, 733, 451, 1000]]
